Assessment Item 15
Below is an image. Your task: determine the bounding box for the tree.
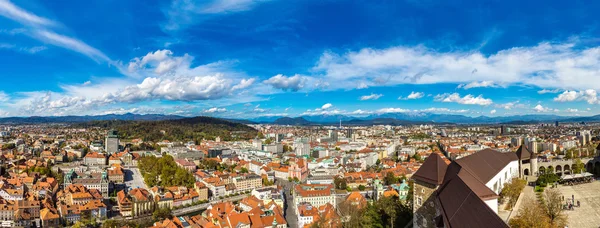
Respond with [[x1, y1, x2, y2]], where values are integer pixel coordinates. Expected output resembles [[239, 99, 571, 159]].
[[500, 178, 526, 209], [546, 166, 554, 174], [373, 196, 412, 228], [543, 188, 567, 227], [412, 153, 422, 161], [565, 149, 573, 159], [358, 185, 366, 191], [334, 176, 347, 190], [509, 198, 551, 228], [375, 159, 381, 166], [264, 138, 273, 145], [152, 207, 172, 221], [384, 172, 398, 185], [240, 167, 249, 173], [573, 158, 584, 174], [1, 143, 15, 150]]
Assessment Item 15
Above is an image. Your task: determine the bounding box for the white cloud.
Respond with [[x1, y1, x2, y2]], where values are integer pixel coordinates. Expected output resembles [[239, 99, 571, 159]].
[[538, 88, 562, 94], [434, 93, 493, 106], [321, 103, 332, 110], [203, 107, 227, 113], [0, 0, 55, 26], [0, 1, 111, 63], [458, 81, 502, 89], [231, 78, 255, 91], [533, 104, 556, 112], [420, 107, 469, 113], [553, 89, 599, 104], [357, 82, 369, 89], [490, 109, 497, 114], [5, 50, 258, 116], [311, 41, 600, 91], [0, 43, 46, 54], [399, 91, 424, 100], [350, 109, 371, 115], [566, 108, 579, 113], [163, 0, 269, 31], [0, 91, 9, 102], [33, 30, 110, 62], [376, 108, 410, 113], [263, 74, 307, 91], [495, 101, 523, 110], [359, 93, 383, 101]]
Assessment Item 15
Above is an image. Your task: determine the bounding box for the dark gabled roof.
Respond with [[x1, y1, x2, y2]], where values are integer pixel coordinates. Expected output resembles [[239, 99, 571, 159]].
[[436, 165, 508, 228], [456, 149, 518, 184], [412, 153, 448, 185], [515, 145, 532, 160]]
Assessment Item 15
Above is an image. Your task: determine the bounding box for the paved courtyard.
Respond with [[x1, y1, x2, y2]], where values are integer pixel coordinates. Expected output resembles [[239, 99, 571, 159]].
[[556, 180, 600, 228], [124, 168, 148, 190]]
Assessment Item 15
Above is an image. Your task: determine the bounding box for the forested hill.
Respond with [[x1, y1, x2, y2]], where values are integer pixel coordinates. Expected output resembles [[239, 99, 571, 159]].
[[73, 116, 257, 142]]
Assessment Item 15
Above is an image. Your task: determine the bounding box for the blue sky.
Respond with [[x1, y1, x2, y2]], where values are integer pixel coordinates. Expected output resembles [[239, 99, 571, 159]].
[[1, 0, 600, 118]]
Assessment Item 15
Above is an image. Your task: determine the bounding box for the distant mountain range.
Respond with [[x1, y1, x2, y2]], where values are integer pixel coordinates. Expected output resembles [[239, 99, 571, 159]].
[[249, 113, 600, 125], [0, 113, 184, 124], [1, 112, 599, 126]]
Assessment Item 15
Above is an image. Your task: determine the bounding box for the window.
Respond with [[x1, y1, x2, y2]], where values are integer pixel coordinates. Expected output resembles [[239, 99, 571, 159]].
[[417, 197, 422, 206], [421, 188, 424, 193]]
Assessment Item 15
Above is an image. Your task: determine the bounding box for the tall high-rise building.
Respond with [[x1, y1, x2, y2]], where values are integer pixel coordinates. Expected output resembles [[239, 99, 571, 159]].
[[294, 138, 311, 157], [328, 130, 338, 142], [275, 133, 284, 142], [511, 137, 522, 147], [105, 129, 119, 154]]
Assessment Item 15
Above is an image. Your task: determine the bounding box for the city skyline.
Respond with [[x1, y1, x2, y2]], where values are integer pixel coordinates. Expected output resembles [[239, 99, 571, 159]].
[[2, 0, 600, 118]]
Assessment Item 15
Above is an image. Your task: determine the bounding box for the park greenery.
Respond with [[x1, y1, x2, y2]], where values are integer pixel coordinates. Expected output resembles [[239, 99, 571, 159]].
[[74, 116, 258, 142], [138, 155, 196, 188]]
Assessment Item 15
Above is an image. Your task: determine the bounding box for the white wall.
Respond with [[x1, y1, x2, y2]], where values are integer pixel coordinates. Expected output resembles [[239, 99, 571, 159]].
[[481, 160, 518, 214], [484, 199, 498, 214], [485, 160, 519, 195]]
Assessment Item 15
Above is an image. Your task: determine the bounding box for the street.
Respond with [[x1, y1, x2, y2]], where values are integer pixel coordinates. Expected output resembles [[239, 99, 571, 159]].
[[276, 178, 298, 228]]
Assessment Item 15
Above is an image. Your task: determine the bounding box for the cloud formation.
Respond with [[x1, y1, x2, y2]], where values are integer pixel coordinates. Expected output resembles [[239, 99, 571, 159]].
[[458, 81, 502, 89], [434, 93, 493, 106], [204, 107, 227, 113], [359, 93, 383, 101], [553, 90, 599, 104], [163, 0, 270, 31], [399, 91, 424, 100], [312, 41, 600, 91], [0, 1, 111, 62], [533, 104, 557, 112], [263, 74, 307, 91]]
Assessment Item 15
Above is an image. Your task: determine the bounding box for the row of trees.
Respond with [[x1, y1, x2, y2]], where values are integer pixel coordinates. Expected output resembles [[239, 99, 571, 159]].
[[138, 155, 196, 188]]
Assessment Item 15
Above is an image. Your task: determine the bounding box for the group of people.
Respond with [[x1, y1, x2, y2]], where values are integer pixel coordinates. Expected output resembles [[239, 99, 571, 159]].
[[563, 195, 581, 210]]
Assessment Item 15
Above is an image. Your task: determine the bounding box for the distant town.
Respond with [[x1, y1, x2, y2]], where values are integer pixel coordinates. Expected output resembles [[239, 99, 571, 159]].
[[0, 118, 598, 228]]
